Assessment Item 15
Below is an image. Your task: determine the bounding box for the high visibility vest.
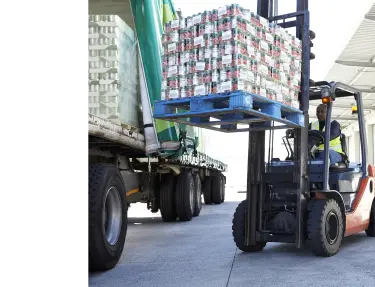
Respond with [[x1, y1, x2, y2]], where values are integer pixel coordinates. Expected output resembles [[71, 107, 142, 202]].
[[310, 121, 344, 154]]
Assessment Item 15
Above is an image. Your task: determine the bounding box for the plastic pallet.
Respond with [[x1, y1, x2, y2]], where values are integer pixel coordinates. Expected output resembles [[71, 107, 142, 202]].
[[153, 91, 304, 133]]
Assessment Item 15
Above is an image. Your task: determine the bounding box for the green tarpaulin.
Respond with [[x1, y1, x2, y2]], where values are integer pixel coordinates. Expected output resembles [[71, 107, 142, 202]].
[[130, 0, 178, 145]]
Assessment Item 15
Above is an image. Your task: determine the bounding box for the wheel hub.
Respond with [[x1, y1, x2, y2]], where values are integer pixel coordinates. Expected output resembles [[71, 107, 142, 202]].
[[102, 186, 122, 246], [325, 211, 339, 245]]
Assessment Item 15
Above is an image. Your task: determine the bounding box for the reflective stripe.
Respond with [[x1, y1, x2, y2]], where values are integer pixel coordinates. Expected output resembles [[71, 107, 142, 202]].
[[126, 188, 139, 196], [310, 121, 344, 154]]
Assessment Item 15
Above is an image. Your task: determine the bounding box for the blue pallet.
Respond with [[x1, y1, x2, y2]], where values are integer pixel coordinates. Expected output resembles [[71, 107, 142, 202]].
[[154, 91, 304, 132]]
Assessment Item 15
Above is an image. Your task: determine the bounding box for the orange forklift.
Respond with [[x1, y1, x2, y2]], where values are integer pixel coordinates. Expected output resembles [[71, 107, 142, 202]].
[[232, 0, 375, 256]]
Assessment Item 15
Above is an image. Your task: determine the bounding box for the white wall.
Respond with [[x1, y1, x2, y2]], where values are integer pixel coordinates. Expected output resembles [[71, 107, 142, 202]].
[[342, 112, 375, 166]]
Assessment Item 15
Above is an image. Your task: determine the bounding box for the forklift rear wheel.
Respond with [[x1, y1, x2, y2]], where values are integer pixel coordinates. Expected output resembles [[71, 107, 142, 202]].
[[203, 176, 212, 204], [176, 171, 194, 221], [365, 199, 375, 237], [160, 174, 177, 222], [307, 199, 344, 257], [192, 173, 202, 217], [232, 200, 267, 252], [212, 174, 223, 204]]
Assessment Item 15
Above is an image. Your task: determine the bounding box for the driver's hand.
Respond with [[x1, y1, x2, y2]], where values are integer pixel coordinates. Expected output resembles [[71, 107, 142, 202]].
[[310, 146, 317, 159]]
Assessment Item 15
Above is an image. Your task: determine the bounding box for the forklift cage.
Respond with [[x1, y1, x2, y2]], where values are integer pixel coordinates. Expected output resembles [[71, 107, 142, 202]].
[[245, 0, 311, 248], [245, 0, 369, 249]]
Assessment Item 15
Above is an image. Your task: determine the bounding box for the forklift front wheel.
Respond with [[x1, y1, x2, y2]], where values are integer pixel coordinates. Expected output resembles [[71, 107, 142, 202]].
[[307, 199, 344, 257], [232, 200, 267, 252]]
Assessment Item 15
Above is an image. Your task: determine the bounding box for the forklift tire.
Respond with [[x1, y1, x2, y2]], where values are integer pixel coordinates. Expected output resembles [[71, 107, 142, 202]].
[[365, 199, 375, 237], [307, 199, 344, 257], [232, 200, 267, 252], [220, 175, 226, 203], [192, 173, 202, 217], [160, 174, 177, 222], [176, 171, 195, 221], [89, 164, 127, 271], [212, 174, 223, 204], [203, 176, 212, 204]]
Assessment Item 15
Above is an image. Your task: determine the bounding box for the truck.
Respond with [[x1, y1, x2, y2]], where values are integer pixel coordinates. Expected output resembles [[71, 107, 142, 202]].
[[88, 0, 227, 271]]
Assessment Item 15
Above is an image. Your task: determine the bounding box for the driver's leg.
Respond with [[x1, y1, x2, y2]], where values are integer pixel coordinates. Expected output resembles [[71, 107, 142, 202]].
[[329, 150, 343, 165], [315, 149, 342, 165]]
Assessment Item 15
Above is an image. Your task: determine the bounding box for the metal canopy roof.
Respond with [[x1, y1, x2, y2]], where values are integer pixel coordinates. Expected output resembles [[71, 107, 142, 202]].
[[309, 2, 375, 128]]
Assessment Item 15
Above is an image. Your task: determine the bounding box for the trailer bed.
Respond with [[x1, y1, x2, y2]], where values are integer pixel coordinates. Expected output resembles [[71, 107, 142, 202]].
[[89, 113, 145, 156], [89, 114, 227, 171]]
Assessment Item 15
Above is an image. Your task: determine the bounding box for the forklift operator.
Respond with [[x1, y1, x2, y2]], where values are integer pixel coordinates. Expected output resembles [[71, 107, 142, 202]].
[[308, 104, 344, 165]]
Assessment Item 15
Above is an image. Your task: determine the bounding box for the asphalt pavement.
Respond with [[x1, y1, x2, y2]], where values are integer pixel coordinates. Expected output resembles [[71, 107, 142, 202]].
[[89, 191, 375, 287]]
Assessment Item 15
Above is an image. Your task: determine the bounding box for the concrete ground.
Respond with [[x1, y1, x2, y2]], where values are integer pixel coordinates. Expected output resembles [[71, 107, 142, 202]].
[[89, 191, 375, 287]]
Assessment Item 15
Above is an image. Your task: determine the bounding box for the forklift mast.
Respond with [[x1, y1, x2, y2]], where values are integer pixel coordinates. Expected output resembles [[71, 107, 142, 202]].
[[245, 0, 312, 247]]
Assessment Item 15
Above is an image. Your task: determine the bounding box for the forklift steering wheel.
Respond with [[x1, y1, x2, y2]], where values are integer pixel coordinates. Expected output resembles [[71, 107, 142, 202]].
[[308, 130, 324, 159]]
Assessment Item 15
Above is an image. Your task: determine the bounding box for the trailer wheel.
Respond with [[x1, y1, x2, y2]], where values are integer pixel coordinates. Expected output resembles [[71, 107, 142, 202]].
[[89, 163, 127, 271], [203, 176, 212, 204], [232, 200, 266, 252], [160, 174, 177, 222], [192, 173, 202, 217], [176, 171, 194, 221], [307, 199, 344, 257], [212, 173, 222, 204], [365, 199, 375, 237], [220, 175, 226, 203]]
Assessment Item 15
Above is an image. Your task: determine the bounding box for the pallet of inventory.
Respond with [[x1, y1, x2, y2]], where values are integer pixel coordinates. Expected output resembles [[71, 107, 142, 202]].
[[154, 90, 303, 132], [156, 4, 303, 132]]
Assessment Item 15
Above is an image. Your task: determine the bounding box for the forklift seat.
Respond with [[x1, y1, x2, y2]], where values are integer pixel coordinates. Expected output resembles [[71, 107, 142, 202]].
[[329, 133, 349, 171], [330, 162, 348, 170], [340, 133, 348, 156]]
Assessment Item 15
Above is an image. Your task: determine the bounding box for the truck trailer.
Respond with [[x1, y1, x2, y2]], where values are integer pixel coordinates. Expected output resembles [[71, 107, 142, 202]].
[[88, 0, 227, 271]]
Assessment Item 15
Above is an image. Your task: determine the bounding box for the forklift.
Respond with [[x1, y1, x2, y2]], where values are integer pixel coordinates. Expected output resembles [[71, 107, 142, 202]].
[[232, 0, 375, 256]]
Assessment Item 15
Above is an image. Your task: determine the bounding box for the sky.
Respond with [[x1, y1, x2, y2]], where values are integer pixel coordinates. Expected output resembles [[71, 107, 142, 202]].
[[173, 0, 374, 188]]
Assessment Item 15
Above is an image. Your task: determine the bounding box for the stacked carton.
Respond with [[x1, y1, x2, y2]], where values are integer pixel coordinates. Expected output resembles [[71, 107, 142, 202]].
[[88, 15, 140, 127], [161, 4, 302, 109]]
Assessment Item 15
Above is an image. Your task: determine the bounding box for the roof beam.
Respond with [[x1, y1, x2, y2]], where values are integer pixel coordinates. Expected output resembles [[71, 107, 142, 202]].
[[365, 13, 375, 21], [310, 116, 358, 121], [310, 103, 375, 109], [335, 60, 375, 67]]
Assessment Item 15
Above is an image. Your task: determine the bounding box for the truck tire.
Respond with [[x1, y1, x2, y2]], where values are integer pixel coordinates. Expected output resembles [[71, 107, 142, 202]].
[[212, 174, 222, 204], [160, 174, 177, 222], [220, 174, 226, 203], [365, 199, 375, 237], [89, 163, 127, 271], [203, 176, 212, 204], [193, 173, 202, 217], [176, 171, 194, 221], [307, 199, 344, 257], [232, 200, 266, 252]]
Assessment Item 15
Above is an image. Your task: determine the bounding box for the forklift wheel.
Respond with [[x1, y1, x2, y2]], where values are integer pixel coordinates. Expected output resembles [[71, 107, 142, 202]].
[[307, 199, 344, 257], [365, 199, 375, 237], [232, 200, 267, 252]]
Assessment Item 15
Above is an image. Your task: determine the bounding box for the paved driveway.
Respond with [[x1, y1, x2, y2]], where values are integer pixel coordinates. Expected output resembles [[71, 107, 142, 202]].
[[89, 192, 375, 287]]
